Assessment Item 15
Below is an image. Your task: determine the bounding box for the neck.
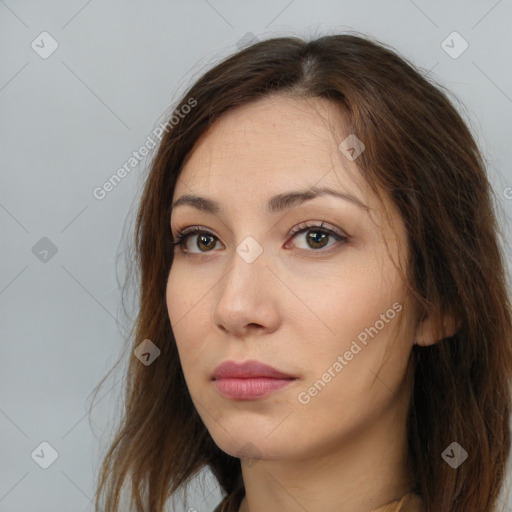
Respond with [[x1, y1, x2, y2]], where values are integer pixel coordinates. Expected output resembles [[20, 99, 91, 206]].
[[237, 391, 412, 512]]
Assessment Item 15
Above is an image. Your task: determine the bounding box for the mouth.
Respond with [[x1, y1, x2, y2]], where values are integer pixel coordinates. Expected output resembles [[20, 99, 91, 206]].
[[211, 360, 298, 400], [213, 377, 296, 400]]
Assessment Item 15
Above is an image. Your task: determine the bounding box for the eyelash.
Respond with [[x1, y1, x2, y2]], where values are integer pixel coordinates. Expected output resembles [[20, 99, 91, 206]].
[[171, 221, 348, 256]]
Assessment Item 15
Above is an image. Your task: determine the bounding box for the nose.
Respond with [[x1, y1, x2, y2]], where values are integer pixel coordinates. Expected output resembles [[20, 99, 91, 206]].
[[212, 245, 281, 338]]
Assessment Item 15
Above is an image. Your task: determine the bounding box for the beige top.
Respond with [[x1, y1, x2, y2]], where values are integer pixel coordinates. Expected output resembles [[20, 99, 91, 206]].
[[214, 489, 423, 512], [369, 492, 423, 512]]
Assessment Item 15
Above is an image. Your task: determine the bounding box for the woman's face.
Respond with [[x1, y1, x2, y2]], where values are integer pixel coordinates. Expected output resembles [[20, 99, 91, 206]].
[[167, 95, 417, 462]]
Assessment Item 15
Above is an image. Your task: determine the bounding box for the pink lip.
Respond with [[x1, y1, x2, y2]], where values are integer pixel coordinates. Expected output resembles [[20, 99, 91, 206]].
[[212, 360, 296, 380], [211, 360, 297, 400]]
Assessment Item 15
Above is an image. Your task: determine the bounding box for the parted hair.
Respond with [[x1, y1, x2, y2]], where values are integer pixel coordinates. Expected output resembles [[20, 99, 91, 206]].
[[93, 32, 512, 512]]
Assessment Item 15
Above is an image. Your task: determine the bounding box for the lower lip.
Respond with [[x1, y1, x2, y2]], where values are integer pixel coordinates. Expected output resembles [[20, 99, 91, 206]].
[[213, 377, 296, 399]]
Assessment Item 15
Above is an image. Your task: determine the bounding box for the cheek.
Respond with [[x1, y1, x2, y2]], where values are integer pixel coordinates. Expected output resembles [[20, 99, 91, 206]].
[[291, 261, 409, 406], [289, 251, 402, 348], [166, 266, 205, 372], [166, 257, 223, 316], [166, 261, 192, 316], [166, 262, 206, 331], [293, 316, 410, 443], [166, 265, 182, 324]]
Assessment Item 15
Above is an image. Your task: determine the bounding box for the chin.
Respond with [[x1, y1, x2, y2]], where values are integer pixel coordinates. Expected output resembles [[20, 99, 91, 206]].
[[207, 425, 289, 462]]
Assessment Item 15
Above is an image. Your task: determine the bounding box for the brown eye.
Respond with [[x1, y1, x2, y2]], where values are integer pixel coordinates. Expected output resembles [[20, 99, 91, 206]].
[[172, 227, 221, 254], [195, 233, 217, 252], [289, 222, 347, 252], [304, 230, 329, 249]]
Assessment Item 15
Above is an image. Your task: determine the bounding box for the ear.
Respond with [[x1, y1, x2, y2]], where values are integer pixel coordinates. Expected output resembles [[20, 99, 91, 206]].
[[415, 312, 460, 347]]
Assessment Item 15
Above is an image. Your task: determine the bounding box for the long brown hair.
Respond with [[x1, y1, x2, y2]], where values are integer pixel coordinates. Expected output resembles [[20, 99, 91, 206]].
[[92, 32, 512, 512]]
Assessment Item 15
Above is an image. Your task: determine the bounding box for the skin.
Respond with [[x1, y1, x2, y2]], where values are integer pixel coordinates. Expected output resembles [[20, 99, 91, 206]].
[[166, 95, 445, 512]]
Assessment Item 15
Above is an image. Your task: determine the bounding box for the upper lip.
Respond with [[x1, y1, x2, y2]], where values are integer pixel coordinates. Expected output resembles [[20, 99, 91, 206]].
[[211, 360, 297, 380]]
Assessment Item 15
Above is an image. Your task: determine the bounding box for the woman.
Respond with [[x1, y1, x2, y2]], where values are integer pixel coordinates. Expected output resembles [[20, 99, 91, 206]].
[[93, 32, 512, 512]]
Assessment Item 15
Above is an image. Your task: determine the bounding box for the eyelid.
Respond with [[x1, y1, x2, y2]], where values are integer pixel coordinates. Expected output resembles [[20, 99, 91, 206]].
[[288, 220, 346, 239], [172, 220, 346, 239]]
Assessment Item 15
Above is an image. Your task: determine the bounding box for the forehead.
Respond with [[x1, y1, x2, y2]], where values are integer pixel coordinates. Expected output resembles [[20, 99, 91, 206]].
[[176, 95, 365, 200], [171, 94, 409, 274]]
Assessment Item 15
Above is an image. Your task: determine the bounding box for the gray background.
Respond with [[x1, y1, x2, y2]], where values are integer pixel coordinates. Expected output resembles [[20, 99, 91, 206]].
[[1, 1, 512, 511]]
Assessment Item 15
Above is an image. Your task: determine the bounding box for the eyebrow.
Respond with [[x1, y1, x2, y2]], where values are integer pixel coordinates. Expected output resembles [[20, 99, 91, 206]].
[[171, 186, 369, 215]]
